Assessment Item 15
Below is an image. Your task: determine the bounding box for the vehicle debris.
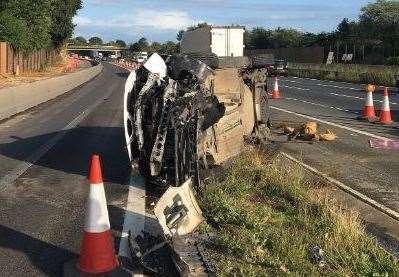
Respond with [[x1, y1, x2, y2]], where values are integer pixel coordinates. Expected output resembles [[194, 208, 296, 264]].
[[123, 53, 272, 275], [283, 122, 337, 142], [309, 246, 326, 267], [369, 139, 399, 151]]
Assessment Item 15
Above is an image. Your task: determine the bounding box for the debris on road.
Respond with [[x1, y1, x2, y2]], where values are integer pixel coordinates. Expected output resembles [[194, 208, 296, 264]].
[[283, 122, 337, 142], [369, 139, 399, 151], [309, 246, 326, 267]]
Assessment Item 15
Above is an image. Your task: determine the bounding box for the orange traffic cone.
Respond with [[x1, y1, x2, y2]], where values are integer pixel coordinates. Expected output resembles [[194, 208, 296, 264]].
[[362, 84, 377, 120], [379, 87, 393, 125], [77, 155, 119, 274], [272, 77, 280, 99]]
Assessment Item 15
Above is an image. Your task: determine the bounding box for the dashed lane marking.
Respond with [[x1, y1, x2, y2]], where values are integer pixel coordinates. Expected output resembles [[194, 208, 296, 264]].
[[279, 85, 310, 91], [270, 106, 393, 141], [283, 97, 360, 114], [0, 91, 112, 189], [281, 152, 399, 221], [279, 81, 399, 106]]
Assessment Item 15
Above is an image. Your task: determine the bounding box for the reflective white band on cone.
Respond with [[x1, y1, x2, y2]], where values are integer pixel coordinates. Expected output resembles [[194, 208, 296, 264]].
[[85, 183, 111, 233]]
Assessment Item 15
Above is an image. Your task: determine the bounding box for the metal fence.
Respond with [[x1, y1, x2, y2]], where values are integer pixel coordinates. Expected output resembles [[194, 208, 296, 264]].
[[0, 42, 57, 75]]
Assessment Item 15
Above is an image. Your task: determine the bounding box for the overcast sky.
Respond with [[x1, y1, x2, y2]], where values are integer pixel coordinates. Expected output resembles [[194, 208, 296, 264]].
[[73, 0, 372, 43]]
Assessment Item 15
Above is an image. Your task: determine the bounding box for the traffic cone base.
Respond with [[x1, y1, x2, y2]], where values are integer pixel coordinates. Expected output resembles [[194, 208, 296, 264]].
[[272, 90, 280, 99], [78, 230, 119, 274], [380, 112, 393, 125], [362, 106, 376, 118]]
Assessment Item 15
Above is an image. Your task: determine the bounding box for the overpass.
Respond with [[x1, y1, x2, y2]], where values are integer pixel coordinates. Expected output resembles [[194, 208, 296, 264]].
[[67, 45, 129, 56]]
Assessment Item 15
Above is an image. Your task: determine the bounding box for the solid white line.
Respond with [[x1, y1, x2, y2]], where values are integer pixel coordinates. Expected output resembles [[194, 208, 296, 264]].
[[280, 152, 399, 221], [270, 106, 392, 141], [0, 93, 109, 189], [119, 170, 146, 259]]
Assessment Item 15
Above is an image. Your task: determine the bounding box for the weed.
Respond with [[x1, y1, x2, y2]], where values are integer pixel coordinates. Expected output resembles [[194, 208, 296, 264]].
[[199, 149, 399, 276]]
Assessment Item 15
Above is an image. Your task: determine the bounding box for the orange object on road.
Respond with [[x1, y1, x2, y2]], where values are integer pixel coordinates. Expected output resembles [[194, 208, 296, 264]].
[[77, 155, 119, 274], [272, 77, 280, 99], [379, 87, 393, 125], [362, 84, 376, 120]]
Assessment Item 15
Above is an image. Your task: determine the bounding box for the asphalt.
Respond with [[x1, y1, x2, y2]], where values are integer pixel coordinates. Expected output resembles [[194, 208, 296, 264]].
[[0, 63, 131, 276], [269, 76, 399, 213]]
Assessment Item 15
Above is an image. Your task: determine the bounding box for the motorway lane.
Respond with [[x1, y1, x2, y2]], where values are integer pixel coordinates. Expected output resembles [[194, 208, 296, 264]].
[[0, 63, 131, 276], [268, 76, 399, 213]]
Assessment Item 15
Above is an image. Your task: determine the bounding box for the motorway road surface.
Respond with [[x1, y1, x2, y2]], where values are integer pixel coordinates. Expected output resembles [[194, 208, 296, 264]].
[[0, 64, 134, 276], [0, 63, 398, 276], [269, 76, 399, 214]]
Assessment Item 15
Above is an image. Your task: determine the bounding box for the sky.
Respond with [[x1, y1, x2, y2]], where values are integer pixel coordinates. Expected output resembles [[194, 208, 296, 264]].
[[73, 0, 372, 44]]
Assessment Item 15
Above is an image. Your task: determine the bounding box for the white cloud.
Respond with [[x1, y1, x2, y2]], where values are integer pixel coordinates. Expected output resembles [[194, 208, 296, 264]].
[[73, 9, 195, 31], [73, 16, 93, 26], [134, 9, 193, 30]]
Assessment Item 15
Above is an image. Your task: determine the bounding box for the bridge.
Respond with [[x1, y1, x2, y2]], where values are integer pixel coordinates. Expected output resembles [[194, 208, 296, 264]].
[[67, 45, 129, 56]]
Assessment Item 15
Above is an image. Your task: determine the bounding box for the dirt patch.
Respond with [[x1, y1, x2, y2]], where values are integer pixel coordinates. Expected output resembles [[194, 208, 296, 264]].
[[0, 57, 85, 89]]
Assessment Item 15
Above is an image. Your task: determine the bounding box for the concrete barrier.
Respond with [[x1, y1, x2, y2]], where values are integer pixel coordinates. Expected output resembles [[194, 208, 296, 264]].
[[0, 64, 103, 121]]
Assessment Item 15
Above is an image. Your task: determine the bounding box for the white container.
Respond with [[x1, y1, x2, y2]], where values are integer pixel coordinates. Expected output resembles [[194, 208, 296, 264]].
[[181, 26, 245, 57]]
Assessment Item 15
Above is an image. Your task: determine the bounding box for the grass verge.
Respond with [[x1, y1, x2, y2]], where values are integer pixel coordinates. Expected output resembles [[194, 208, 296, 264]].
[[288, 63, 399, 87], [198, 148, 399, 276]]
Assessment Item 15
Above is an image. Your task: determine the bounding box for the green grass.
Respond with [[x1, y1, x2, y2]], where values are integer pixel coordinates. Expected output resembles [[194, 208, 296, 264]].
[[288, 63, 399, 87], [198, 149, 399, 276]]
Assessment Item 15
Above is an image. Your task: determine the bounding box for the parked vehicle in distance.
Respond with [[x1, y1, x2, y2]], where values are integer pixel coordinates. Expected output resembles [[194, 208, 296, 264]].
[[268, 59, 288, 77], [136, 52, 148, 63]]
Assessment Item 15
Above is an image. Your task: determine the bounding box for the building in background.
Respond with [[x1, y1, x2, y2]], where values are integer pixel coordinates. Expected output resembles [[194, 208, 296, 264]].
[[181, 26, 245, 57]]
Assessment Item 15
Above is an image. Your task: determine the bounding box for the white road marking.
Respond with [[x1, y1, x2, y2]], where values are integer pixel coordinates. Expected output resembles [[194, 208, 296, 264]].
[[270, 106, 393, 141], [118, 171, 146, 277], [316, 83, 360, 91], [281, 81, 399, 106], [329, 92, 398, 105], [119, 170, 146, 260], [290, 76, 396, 90], [0, 93, 110, 189], [280, 84, 310, 91], [283, 97, 359, 114], [281, 152, 399, 221]]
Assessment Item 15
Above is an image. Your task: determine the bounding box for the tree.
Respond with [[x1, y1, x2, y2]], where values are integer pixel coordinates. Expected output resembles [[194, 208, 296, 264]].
[[271, 28, 303, 48], [360, 0, 399, 57], [129, 37, 149, 52], [160, 41, 178, 54], [246, 27, 273, 49], [74, 36, 87, 45], [337, 18, 350, 39], [115, 39, 126, 47], [88, 36, 103, 45], [49, 0, 82, 48], [0, 0, 82, 51], [150, 42, 162, 53]]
